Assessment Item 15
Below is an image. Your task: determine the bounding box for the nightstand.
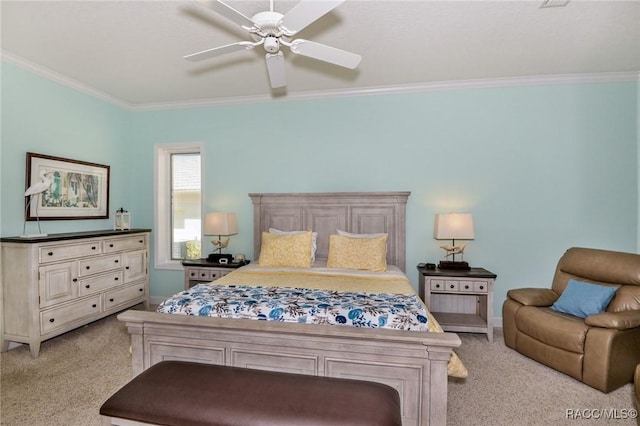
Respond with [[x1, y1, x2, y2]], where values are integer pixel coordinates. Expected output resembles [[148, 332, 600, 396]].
[[417, 266, 497, 342], [182, 259, 249, 290]]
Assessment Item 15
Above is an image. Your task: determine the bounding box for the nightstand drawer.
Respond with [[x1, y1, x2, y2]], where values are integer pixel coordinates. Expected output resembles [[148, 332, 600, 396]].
[[196, 269, 214, 281], [444, 280, 459, 291], [431, 280, 445, 291], [431, 279, 460, 292], [474, 281, 489, 292], [459, 281, 474, 292]]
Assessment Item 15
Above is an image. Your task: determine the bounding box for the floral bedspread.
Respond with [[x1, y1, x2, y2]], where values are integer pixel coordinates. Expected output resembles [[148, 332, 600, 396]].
[[157, 284, 429, 331]]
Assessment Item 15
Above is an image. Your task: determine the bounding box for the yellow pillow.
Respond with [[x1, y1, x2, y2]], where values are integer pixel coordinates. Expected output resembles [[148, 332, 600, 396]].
[[258, 231, 313, 268], [326, 234, 388, 272]]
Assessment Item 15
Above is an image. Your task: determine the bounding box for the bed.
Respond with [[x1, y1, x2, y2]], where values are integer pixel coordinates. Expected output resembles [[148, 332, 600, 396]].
[[118, 192, 464, 426]]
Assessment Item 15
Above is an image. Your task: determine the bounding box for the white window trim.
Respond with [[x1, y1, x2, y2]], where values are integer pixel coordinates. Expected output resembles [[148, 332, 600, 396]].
[[154, 142, 204, 270]]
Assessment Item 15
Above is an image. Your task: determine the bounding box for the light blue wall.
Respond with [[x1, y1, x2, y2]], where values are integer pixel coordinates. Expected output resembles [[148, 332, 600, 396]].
[[2, 62, 638, 319], [1, 62, 132, 235]]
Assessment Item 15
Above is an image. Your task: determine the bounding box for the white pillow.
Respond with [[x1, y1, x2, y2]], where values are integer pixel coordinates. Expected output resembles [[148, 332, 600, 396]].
[[269, 228, 318, 262], [336, 229, 387, 239]]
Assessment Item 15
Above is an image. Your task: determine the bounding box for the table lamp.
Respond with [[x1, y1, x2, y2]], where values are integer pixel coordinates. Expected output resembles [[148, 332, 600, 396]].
[[204, 212, 238, 262], [433, 213, 474, 270]]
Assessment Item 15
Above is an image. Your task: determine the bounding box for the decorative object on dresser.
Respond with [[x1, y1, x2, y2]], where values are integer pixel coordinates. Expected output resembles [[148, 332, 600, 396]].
[[22, 169, 53, 237], [418, 265, 496, 342], [1, 229, 150, 358], [433, 213, 475, 270], [204, 211, 238, 263], [24, 152, 110, 221], [182, 258, 249, 290], [113, 207, 131, 230]]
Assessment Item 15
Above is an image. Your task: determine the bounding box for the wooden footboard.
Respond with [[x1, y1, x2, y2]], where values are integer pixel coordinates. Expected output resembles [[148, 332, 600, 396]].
[[118, 310, 461, 426]]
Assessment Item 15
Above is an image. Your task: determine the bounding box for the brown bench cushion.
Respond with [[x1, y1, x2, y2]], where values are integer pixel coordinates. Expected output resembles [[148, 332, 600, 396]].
[[100, 361, 401, 426]]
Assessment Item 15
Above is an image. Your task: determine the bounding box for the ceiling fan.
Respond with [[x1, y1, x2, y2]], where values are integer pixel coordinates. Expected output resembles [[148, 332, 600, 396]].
[[185, 0, 362, 88]]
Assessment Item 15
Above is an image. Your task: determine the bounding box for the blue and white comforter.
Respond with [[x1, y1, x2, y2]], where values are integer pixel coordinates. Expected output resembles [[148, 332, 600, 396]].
[[157, 284, 429, 331]]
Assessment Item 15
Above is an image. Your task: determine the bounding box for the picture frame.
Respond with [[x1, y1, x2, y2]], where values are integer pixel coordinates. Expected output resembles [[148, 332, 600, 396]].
[[25, 152, 110, 221]]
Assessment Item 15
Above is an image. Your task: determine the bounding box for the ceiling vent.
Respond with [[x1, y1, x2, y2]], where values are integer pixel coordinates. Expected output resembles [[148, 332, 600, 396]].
[[539, 0, 571, 8]]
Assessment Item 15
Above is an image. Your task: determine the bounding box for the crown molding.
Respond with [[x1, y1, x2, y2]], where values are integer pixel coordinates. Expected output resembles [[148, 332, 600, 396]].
[[3, 50, 638, 112], [1, 50, 133, 110]]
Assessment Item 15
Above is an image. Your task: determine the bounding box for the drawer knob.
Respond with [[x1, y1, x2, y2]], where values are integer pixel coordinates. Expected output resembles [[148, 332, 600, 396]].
[[73, 278, 78, 282], [450, 284, 455, 289], [465, 285, 470, 289], [85, 284, 90, 289], [435, 284, 440, 288], [109, 298, 114, 302], [115, 259, 119, 263], [125, 266, 130, 270], [49, 318, 55, 323], [48, 252, 53, 256], [92, 304, 97, 308], [91, 246, 96, 250], [86, 266, 91, 270], [114, 277, 119, 281], [139, 240, 143, 243], [139, 288, 143, 292], [109, 244, 114, 248], [479, 286, 484, 290]]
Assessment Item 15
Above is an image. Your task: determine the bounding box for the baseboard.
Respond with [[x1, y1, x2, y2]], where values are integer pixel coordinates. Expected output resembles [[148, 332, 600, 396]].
[[493, 316, 503, 329], [150, 295, 167, 306]]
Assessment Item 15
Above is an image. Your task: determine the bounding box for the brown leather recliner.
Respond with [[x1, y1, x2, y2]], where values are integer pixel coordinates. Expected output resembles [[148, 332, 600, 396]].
[[503, 247, 640, 393]]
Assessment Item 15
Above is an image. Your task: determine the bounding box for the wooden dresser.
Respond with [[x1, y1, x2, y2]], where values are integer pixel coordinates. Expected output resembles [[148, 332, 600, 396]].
[[1, 229, 150, 357]]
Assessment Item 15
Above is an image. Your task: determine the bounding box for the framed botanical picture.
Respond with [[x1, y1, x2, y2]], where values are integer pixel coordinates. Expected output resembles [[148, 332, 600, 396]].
[[25, 152, 110, 220]]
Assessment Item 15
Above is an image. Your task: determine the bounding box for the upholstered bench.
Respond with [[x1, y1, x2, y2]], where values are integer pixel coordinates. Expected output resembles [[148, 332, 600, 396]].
[[100, 360, 402, 426]]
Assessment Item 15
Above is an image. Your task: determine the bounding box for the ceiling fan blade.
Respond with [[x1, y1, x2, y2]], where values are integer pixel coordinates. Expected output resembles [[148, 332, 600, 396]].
[[265, 52, 287, 88], [279, 0, 345, 35], [289, 39, 361, 69], [199, 0, 256, 29], [184, 41, 255, 62]]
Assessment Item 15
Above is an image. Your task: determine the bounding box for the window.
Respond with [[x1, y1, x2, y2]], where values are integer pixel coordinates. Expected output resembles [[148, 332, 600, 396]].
[[155, 143, 203, 269]]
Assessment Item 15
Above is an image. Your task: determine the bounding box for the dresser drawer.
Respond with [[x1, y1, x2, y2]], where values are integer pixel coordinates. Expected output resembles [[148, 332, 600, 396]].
[[79, 271, 124, 296], [40, 296, 101, 334], [104, 283, 145, 311], [79, 254, 121, 277], [104, 235, 147, 253], [39, 240, 102, 263]]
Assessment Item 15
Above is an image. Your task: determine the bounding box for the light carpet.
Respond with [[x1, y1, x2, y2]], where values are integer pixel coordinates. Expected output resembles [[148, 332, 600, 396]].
[[1, 311, 638, 425]]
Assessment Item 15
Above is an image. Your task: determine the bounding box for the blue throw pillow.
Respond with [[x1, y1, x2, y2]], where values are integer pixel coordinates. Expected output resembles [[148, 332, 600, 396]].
[[550, 279, 618, 319]]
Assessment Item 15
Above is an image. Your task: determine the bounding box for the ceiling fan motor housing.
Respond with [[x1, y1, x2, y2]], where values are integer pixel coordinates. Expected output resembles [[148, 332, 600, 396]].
[[264, 36, 280, 53]]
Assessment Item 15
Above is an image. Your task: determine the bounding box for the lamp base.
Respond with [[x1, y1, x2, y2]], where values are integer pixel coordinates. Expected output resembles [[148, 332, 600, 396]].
[[207, 253, 233, 263], [438, 260, 471, 271]]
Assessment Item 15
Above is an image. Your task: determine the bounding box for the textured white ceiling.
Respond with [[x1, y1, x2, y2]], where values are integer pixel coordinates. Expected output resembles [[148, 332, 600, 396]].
[[2, 0, 639, 109]]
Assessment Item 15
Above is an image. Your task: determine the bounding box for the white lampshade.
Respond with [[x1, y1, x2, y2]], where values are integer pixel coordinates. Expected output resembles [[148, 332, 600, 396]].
[[433, 213, 475, 240], [204, 212, 238, 236]]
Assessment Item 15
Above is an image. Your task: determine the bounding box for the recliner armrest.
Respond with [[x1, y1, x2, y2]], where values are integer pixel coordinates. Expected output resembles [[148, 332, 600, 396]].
[[585, 310, 640, 330], [507, 288, 558, 307]]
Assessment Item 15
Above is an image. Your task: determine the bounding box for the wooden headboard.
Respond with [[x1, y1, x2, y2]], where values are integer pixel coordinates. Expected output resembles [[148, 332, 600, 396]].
[[249, 192, 411, 272]]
